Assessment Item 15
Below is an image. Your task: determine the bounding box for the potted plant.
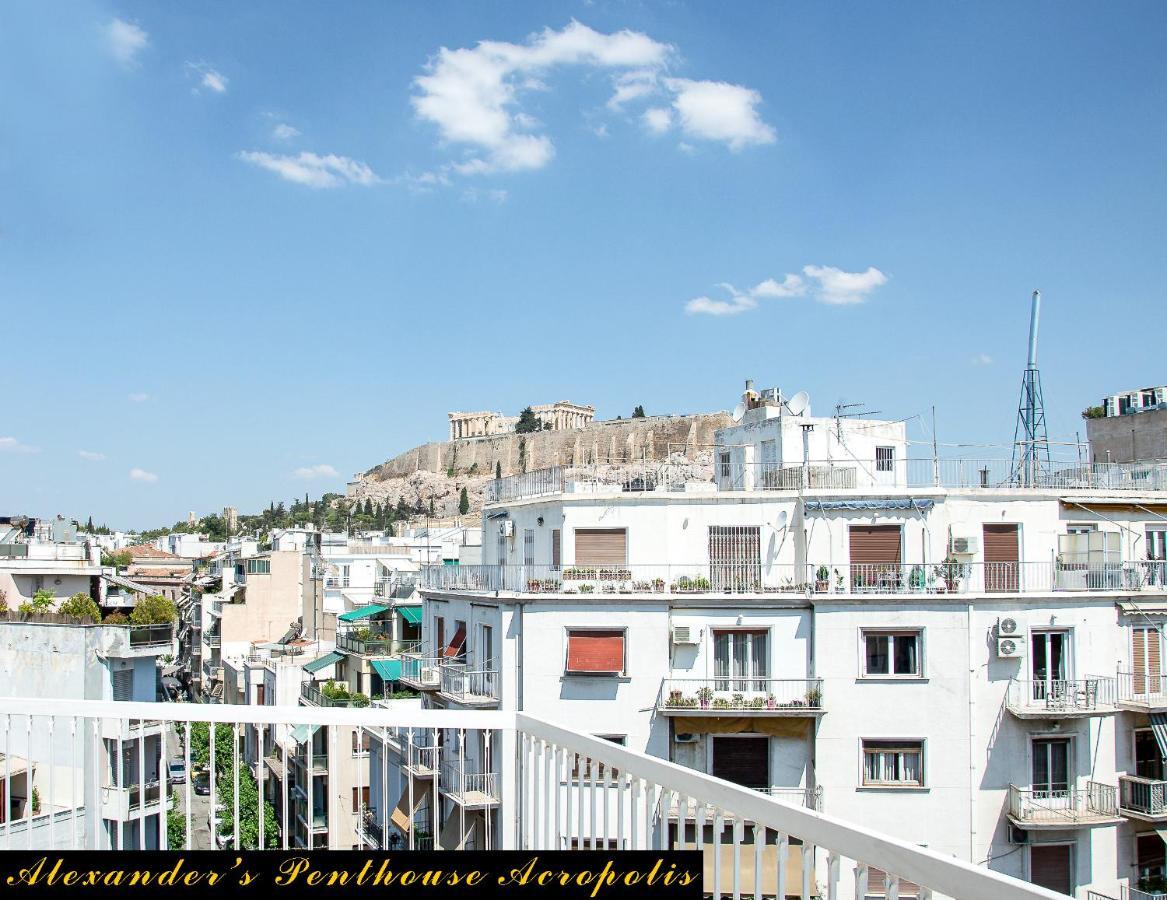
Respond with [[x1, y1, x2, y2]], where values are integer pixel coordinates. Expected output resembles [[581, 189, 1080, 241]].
[[766, 693, 777, 710], [804, 686, 823, 707], [934, 556, 966, 592], [730, 692, 746, 709], [835, 569, 844, 592], [909, 565, 926, 592], [578, 584, 594, 594], [667, 689, 684, 708], [696, 686, 713, 709], [815, 565, 830, 592], [651, 578, 665, 593]]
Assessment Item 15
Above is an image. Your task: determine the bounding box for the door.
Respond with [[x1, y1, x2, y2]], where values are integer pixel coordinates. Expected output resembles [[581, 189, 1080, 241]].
[[1148, 528, 1167, 586], [848, 525, 902, 591], [711, 737, 769, 790], [1029, 844, 1072, 896], [709, 526, 761, 591], [983, 524, 1020, 592], [1032, 738, 1071, 809], [1135, 730, 1166, 780], [1133, 626, 1163, 696], [875, 446, 896, 487], [713, 630, 769, 692], [1030, 631, 1070, 702]]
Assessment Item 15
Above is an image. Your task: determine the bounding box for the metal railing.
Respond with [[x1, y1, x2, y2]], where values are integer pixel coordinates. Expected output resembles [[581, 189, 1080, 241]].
[[440, 660, 500, 704], [336, 631, 418, 657], [439, 761, 499, 802], [1117, 672, 1167, 706], [1119, 774, 1167, 817], [425, 561, 1167, 597], [300, 683, 371, 708], [657, 677, 824, 712], [487, 467, 567, 503], [127, 623, 174, 647], [0, 697, 1073, 900], [399, 653, 443, 689], [1007, 782, 1118, 824], [1006, 678, 1117, 713]]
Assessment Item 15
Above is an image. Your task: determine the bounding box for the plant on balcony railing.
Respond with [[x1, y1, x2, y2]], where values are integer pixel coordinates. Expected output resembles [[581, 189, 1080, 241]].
[[563, 567, 632, 581], [525, 578, 563, 593], [667, 684, 823, 711], [671, 575, 712, 593], [815, 566, 830, 592], [320, 681, 371, 707], [663, 689, 698, 709], [933, 557, 969, 592]]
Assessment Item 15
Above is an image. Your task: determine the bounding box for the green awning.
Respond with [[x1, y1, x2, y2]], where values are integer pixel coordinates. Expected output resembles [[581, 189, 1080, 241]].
[[290, 724, 320, 744], [397, 605, 423, 625], [370, 659, 402, 682], [302, 651, 343, 673], [338, 603, 391, 623]]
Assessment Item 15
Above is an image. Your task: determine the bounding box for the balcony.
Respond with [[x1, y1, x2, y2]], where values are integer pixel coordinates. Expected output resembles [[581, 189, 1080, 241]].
[[0, 695, 1081, 900], [399, 653, 443, 691], [1118, 775, 1167, 820], [1005, 678, 1118, 719], [668, 786, 823, 818], [439, 660, 499, 707], [439, 762, 498, 808], [101, 781, 163, 819], [656, 678, 824, 716], [336, 631, 419, 658], [1006, 782, 1121, 828], [423, 561, 1167, 598], [1117, 672, 1167, 712], [206, 632, 221, 649], [100, 624, 175, 658], [300, 682, 370, 708]]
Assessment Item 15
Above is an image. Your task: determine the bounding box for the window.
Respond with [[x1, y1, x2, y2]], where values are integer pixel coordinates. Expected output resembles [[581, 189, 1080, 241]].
[[574, 529, 627, 566], [552, 529, 561, 569], [246, 558, 271, 575], [256, 684, 266, 706], [712, 736, 769, 790], [1031, 737, 1070, 793], [713, 630, 769, 690], [523, 529, 535, 567], [565, 629, 625, 675], [862, 740, 924, 787], [496, 531, 506, 565], [709, 526, 761, 591], [571, 735, 625, 779], [863, 869, 920, 900], [444, 621, 467, 660], [351, 785, 370, 813], [719, 451, 732, 479], [876, 446, 895, 472], [478, 624, 494, 667], [351, 731, 372, 755], [862, 631, 922, 678]]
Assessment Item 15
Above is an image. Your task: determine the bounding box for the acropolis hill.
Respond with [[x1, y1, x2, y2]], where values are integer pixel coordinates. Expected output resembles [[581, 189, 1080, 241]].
[[345, 410, 732, 519]]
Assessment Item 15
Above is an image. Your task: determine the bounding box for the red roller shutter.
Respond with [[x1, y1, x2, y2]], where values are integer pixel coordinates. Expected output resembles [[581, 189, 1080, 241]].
[[983, 524, 1020, 593], [444, 624, 466, 659], [574, 529, 627, 566], [566, 630, 624, 674]]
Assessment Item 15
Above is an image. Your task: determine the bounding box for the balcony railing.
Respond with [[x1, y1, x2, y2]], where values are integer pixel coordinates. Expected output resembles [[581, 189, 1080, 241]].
[[399, 653, 443, 689], [1117, 672, 1167, 708], [668, 786, 822, 817], [1119, 775, 1167, 818], [439, 660, 499, 705], [0, 696, 1075, 900], [1007, 782, 1118, 826], [336, 632, 419, 657], [299, 683, 370, 708], [424, 561, 1167, 597], [657, 677, 824, 714], [128, 624, 175, 647], [1006, 678, 1117, 717], [439, 761, 499, 805]]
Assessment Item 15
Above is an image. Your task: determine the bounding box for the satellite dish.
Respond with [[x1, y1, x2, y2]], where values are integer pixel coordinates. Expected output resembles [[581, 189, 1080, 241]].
[[775, 510, 789, 529], [784, 391, 810, 417], [731, 403, 746, 423]]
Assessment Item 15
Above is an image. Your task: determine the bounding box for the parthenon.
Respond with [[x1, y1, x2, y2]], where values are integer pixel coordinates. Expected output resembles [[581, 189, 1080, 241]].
[[448, 401, 595, 441]]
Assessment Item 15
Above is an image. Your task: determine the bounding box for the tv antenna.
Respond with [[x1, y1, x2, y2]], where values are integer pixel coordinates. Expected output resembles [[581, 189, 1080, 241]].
[[1010, 290, 1051, 486]]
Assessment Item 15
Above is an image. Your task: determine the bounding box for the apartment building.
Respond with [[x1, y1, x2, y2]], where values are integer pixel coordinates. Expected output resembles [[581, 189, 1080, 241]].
[[0, 516, 104, 607], [381, 382, 1167, 898], [0, 613, 174, 849]]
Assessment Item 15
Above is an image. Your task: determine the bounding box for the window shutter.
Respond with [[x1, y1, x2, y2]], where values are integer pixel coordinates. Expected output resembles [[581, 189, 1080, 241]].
[[1029, 845, 1072, 895], [552, 530, 561, 568], [848, 526, 902, 565], [112, 668, 132, 701], [566, 630, 624, 673], [444, 624, 467, 659], [574, 529, 627, 566], [711, 737, 769, 789], [983, 524, 1020, 593], [865, 869, 920, 898]]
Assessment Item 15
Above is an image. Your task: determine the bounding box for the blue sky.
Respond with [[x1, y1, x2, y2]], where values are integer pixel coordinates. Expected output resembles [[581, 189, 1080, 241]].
[[2, 1, 1165, 528]]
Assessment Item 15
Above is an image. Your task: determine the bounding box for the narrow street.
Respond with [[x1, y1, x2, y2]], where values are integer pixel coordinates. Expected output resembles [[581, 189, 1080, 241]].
[[166, 725, 212, 850]]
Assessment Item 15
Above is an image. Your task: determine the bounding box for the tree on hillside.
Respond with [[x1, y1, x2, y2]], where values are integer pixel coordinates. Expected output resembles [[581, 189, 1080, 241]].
[[632, 405, 646, 418], [458, 487, 470, 516], [514, 406, 541, 434], [495, 461, 502, 480], [86, 516, 95, 532]]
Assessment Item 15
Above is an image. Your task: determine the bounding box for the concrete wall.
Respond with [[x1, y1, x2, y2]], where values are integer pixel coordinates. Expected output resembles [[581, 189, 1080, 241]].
[[1087, 409, 1167, 463]]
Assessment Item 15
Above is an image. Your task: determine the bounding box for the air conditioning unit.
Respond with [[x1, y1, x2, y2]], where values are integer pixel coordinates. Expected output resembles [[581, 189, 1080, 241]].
[[671, 625, 699, 645], [997, 637, 1023, 658], [499, 520, 514, 538], [998, 617, 1019, 636], [675, 733, 699, 744], [950, 535, 980, 555]]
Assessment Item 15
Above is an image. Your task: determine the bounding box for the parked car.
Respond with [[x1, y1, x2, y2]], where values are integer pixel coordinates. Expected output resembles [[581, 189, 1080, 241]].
[[192, 772, 210, 796], [168, 760, 186, 784]]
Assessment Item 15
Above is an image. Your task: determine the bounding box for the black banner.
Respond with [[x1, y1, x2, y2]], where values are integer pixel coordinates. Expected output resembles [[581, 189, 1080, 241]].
[[0, 852, 702, 899]]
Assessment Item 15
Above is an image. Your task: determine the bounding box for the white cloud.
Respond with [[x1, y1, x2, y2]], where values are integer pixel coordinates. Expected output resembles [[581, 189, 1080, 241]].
[[273, 123, 301, 141], [128, 392, 149, 402], [461, 187, 509, 204], [608, 69, 658, 110], [412, 21, 671, 175], [592, 123, 609, 139], [293, 464, 339, 480], [972, 353, 994, 366], [105, 18, 148, 67], [642, 107, 672, 134], [78, 450, 106, 461], [237, 151, 380, 189], [802, 265, 888, 305], [187, 62, 228, 94], [129, 468, 158, 483], [0, 437, 37, 453], [664, 79, 776, 150], [685, 267, 887, 315]]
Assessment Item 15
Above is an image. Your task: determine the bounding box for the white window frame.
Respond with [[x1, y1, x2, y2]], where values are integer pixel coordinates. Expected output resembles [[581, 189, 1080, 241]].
[[875, 446, 895, 473], [860, 738, 926, 789], [860, 628, 924, 679]]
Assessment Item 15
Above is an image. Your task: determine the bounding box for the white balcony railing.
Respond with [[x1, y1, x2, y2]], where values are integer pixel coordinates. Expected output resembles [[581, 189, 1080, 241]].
[[1007, 782, 1118, 826], [1117, 672, 1167, 708], [423, 561, 1167, 597], [439, 660, 499, 705], [657, 677, 823, 713], [1006, 678, 1117, 716], [0, 697, 1071, 900]]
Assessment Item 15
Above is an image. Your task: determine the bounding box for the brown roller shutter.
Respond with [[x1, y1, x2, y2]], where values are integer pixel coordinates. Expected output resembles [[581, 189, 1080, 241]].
[[1133, 626, 1162, 694], [711, 737, 769, 790], [983, 524, 1019, 593], [1029, 844, 1071, 895], [848, 525, 901, 591], [574, 529, 627, 566], [552, 529, 561, 568], [566, 630, 624, 673]]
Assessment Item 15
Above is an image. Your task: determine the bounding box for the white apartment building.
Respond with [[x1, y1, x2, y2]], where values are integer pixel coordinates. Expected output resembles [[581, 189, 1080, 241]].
[[0, 517, 105, 608], [382, 382, 1167, 898]]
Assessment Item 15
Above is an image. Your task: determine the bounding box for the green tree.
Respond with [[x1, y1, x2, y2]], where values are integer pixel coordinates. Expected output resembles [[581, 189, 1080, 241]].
[[86, 516, 95, 532], [1082, 405, 1106, 419], [428, 497, 435, 517], [101, 549, 133, 567], [198, 513, 227, 541], [514, 406, 541, 434], [217, 767, 279, 849], [58, 592, 100, 622], [167, 807, 187, 849], [130, 594, 178, 625], [632, 405, 646, 418], [458, 487, 470, 515], [18, 589, 56, 615], [495, 461, 502, 480], [518, 438, 527, 473]]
